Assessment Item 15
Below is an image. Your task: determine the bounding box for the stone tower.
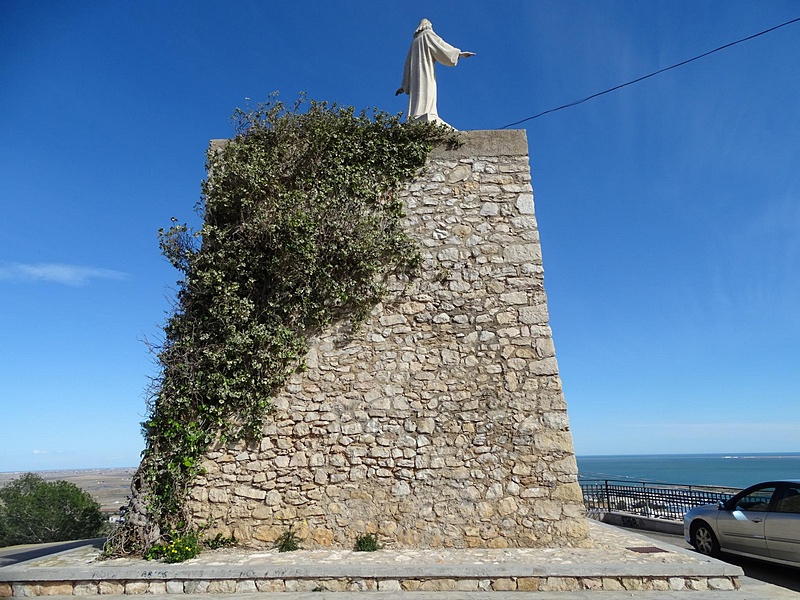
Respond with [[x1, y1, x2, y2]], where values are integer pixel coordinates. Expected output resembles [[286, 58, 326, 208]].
[[186, 130, 589, 549]]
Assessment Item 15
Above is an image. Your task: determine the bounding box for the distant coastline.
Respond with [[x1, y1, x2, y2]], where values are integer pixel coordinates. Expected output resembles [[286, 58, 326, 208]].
[[3, 453, 799, 509], [0, 467, 136, 476]]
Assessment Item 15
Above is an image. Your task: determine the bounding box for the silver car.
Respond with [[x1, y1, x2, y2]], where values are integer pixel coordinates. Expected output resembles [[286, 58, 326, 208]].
[[684, 480, 800, 567]]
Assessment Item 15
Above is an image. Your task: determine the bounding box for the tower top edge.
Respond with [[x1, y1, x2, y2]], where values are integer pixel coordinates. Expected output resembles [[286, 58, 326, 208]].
[[209, 130, 528, 159]]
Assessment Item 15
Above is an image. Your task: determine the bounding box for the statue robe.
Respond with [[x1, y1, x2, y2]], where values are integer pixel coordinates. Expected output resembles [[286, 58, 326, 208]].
[[400, 28, 461, 127]]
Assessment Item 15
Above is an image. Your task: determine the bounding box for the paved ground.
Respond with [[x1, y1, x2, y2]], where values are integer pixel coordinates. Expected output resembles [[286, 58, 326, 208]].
[[2, 521, 733, 572], [0, 539, 105, 569], [4, 587, 799, 599], [1, 522, 797, 598], [622, 527, 800, 595]]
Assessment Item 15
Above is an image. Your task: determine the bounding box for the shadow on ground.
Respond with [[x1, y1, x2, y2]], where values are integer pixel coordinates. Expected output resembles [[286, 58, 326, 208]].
[[622, 526, 800, 594], [0, 539, 105, 568], [721, 553, 800, 593]]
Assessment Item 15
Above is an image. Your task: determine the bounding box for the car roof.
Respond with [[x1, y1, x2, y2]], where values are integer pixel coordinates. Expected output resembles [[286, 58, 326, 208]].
[[743, 480, 800, 487]]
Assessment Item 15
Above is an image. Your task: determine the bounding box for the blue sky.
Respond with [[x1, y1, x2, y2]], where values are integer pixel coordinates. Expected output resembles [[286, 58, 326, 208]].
[[2, 1, 799, 472]]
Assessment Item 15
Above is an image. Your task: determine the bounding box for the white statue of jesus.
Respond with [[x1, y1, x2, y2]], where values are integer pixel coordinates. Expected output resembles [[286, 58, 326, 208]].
[[395, 19, 475, 129]]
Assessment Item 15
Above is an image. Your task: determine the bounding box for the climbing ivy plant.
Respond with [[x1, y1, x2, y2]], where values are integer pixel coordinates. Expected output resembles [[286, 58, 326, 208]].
[[105, 94, 457, 557]]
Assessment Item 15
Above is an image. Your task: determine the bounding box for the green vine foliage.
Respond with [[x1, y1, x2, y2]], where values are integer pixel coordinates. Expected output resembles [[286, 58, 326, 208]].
[[105, 95, 457, 557]]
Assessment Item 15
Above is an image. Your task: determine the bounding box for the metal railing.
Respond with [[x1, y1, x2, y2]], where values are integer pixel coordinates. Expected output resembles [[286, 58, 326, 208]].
[[580, 479, 739, 521]]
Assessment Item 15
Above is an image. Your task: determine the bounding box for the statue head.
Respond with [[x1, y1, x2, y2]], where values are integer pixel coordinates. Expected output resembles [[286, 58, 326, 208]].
[[414, 19, 433, 36]]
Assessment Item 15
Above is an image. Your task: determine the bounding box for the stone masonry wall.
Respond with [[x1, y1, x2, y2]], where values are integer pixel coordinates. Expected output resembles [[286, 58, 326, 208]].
[[186, 130, 589, 549]]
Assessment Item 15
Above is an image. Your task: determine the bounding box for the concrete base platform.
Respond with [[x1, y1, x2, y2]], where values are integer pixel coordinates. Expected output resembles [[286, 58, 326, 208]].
[[0, 521, 752, 597], [3, 592, 799, 600]]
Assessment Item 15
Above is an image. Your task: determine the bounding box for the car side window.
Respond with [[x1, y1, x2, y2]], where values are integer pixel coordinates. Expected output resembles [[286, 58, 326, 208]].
[[774, 485, 800, 514], [734, 486, 776, 512]]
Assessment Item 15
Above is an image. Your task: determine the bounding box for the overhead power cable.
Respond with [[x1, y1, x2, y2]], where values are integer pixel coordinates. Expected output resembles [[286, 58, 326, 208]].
[[500, 15, 800, 129]]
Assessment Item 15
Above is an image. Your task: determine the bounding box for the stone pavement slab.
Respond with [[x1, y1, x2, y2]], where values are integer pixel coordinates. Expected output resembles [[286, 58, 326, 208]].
[[7, 589, 800, 599], [0, 521, 758, 596]]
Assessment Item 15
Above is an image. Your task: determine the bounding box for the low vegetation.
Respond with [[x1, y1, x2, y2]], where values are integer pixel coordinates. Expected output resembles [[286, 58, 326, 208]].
[[353, 532, 380, 552], [143, 529, 236, 563], [275, 524, 301, 553], [0, 473, 105, 547]]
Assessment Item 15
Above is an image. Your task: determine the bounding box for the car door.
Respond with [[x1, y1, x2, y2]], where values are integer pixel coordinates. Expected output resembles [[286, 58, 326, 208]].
[[765, 483, 800, 564], [716, 484, 776, 557]]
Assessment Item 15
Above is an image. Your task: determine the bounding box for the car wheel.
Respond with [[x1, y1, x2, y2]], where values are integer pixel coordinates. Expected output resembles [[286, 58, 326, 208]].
[[691, 521, 720, 557]]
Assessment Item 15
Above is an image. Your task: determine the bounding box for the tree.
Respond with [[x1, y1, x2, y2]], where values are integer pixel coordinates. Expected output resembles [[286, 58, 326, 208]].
[[0, 473, 105, 547]]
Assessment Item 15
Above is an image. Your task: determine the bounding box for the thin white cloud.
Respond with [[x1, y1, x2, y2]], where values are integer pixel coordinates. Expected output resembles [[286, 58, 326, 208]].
[[32, 450, 48, 454], [0, 262, 129, 286]]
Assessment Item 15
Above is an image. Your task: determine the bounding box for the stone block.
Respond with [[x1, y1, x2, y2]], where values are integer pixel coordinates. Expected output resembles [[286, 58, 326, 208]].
[[498, 496, 518, 515], [392, 481, 411, 496], [400, 579, 421, 591], [532, 499, 562, 520], [207, 580, 237, 593], [183, 580, 209, 594], [380, 314, 407, 326], [419, 579, 456, 591], [38, 582, 75, 596], [235, 580, 258, 593], [147, 581, 167, 594], [254, 524, 284, 542], [516, 193, 535, 214], [311, 527, 334, 545], [252, 506, 272, 519], [708, 577, 736, 591], [289, 451, 308, 467], [208, 487, 228, 503], [519, 305, 548, 324], [621, 577, 645, 590], [529, 357, 559, 375], [447, 164, 472, 183], [518, 577, 541, 591], [454, 579, 481, 591], [582, 577, 602, 590], [256, 579, 285, 592], [486, 536, 509, 548], [602, 578, 624, 591], [480, 202, 499, 216], [500, 291, 528, 305], [320, 579, 349, 592], [124, 581, 149, 595], [551, 482, 583, 503], [233, 485, 266, 500], [503, 244, 541, 264], [72, 582, 98, 595], [542, 577, 580, 592], [533, 430, 572, 452], [650, 579, 670, 591], [492, 578, 517, 591], [13, 584, 41, 596], [98, 581, 125, 595], [377, 579, 402, 591], [687, 578, 709, 591]]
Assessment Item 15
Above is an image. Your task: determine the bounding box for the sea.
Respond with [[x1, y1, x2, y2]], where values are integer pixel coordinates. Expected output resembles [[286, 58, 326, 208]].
[[576, 453, 800, 490]]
